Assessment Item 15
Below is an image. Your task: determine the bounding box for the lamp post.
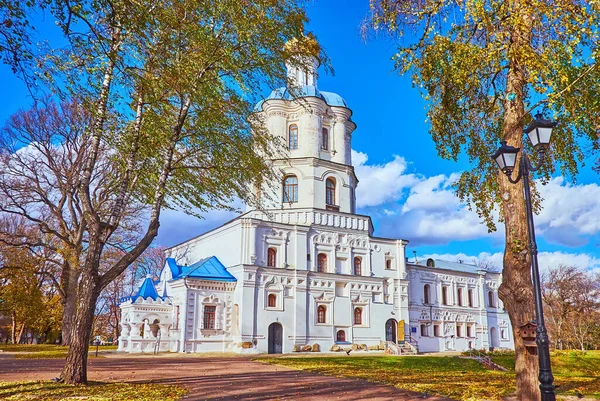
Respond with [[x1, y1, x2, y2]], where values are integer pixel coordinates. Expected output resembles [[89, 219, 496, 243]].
[[491, 113, 557, 401]]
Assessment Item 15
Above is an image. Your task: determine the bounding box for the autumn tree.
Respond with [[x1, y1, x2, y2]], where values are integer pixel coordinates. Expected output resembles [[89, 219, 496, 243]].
[[1, 0, 322, 385], [0, 216, 62, 344], [542, 265, 600, 350], [367, 1, 600, 399]]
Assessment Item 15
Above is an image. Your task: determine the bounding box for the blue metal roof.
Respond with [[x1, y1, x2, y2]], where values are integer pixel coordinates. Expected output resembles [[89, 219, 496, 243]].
[[254, 85, 348, 111], [164, 256, 237, 282], [120, 276, 161, 303]]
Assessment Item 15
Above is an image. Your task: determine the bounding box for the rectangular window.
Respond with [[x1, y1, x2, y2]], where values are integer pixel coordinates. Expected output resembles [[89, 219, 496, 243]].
[[203, 305, 216, 329], [321, 128, 329, 150], [457, 288, 463, 306], [467, 325, 472, 337], [456, 325, 462, 338], [433, 325, 440, 337], [468, 289, 474, 307], [420, 324, 428, 337], [442, 286, 448, 305], [174, 306, 180, 330]]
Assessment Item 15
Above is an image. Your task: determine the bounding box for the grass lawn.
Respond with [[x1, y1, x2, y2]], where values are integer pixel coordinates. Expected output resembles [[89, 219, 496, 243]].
[[0, 381, 186, 401], [0, 344, 118, 359], [258, 351, 600, 401]]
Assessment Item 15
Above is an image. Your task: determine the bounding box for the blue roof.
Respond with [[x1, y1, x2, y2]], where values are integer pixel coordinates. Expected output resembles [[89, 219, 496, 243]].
[[166, 256, 237, 282], [254, 85, 348, 111], [120, 276, 161, 303]]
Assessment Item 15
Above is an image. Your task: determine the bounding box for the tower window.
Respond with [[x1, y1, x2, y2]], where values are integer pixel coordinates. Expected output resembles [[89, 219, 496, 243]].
[[317, 253, 327, 273], [353, 257, 362, 276], [325, 178, 336, 206], [268, 294, 277, 308], [317, 305, 326, 323], [353, 307, 362, 325], [321, 128, 329, 150], [283, 175, 298, 203], [288, 124, 298, 150], [488, 291, 495, 308], [267, 248, 276, 267]]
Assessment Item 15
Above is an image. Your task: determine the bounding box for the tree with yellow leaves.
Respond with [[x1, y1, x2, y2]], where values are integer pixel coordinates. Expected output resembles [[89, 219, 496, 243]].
[[367, 1, 600, 400]]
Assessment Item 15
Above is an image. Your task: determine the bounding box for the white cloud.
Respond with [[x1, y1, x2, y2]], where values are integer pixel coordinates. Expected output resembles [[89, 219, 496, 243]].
[[535, 177, 600, 246], [352, 150, 420, 207]]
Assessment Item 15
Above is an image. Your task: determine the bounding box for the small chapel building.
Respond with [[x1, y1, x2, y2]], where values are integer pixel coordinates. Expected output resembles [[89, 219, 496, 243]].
[[118, 42, 514, 354]]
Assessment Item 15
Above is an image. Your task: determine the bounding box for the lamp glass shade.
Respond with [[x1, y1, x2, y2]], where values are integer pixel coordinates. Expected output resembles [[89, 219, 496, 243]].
[[491, 141, 520, 175], [524, 114, 556, 150]]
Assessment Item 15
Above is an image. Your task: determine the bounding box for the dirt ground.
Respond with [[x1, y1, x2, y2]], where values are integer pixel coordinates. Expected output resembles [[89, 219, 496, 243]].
[[0, 352, 453, 400]]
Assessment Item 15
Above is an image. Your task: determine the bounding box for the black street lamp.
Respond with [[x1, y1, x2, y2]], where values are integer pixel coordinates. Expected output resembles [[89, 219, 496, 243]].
[[491, 113, 557, 401]]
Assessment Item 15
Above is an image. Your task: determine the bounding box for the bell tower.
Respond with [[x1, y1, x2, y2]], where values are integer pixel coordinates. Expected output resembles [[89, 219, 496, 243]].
[[252, 38, 357, 214]]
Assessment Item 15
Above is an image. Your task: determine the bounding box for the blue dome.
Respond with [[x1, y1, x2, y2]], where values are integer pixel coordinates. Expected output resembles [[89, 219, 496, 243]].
[[254, 85, 348, 111]]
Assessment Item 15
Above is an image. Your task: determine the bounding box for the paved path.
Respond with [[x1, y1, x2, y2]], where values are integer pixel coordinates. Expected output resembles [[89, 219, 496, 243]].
[[0, 353, 453, 401]]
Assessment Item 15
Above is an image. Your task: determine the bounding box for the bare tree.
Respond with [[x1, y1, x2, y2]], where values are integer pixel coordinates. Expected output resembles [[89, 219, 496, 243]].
[[542, 265, 600, 350]]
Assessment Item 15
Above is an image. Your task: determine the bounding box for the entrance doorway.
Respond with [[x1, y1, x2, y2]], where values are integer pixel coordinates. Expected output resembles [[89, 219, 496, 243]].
[[385, 319, 397, 343], [268, 322, 283, 354]]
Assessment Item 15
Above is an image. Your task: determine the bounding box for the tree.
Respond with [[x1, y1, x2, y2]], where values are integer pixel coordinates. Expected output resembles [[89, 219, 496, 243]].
[[367, 1, 600, 399], [1, 0, 322, 385], [0, 216, 62, 344], [542, 265, 600, 350]]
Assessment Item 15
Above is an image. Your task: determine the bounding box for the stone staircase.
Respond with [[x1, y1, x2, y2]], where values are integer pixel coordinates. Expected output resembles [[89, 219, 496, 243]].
[[464, 349, 508, 371], [385, 339, 418, 355]]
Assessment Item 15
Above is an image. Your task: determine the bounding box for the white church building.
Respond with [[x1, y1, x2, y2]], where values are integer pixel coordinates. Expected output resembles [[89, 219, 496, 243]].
[[118, 46, 514, 355]]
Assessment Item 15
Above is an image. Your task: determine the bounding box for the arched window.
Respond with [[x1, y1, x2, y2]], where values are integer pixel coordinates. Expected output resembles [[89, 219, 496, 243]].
[[336, 330, 346, 342], [283, 175, 298, 203], [354, 307, 362, 325], [288, 124, 298, 150], [353, 257, 362, 276], [457, 287, 463, 306], [442, 286, 448, 305], [386, 259, 392, 269], [326, 178, 336, 205], [426, 258, 435, 267], [268, 294, 277, 308], [317, 305, 326, 323], [317, 253, 327, 273], [321, 128, 329, 150], [488, 291, 495, 307], [424, 284, 430, 304], [267, 248, 276, 267]]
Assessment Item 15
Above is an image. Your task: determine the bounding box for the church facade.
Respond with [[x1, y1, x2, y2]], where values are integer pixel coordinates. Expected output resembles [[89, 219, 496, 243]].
[[118, 52, 514, 355]]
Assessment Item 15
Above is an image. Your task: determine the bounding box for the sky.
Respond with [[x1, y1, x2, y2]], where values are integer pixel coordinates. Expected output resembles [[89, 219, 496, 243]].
[[1, 0, 599, 274]]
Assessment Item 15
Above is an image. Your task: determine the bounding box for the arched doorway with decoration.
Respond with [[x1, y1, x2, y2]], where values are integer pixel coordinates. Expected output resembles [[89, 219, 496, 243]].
[[268, 322, 283, 354], [385, 319, 397, 343]]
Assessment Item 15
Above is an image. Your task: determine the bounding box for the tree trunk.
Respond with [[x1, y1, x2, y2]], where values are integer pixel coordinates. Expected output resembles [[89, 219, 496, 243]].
[[11, 312, 16, 344], [60, 258, 80, 346], [497, 9, 540, 401], [16, 324, 25, 344], [61, 272, 99, 384]]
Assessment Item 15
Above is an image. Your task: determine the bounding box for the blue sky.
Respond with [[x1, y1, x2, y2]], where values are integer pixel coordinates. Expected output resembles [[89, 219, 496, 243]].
[[1, 0, 599, 272]]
